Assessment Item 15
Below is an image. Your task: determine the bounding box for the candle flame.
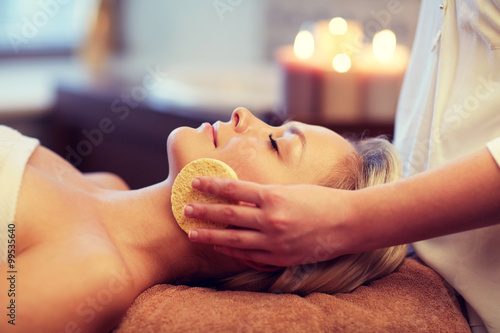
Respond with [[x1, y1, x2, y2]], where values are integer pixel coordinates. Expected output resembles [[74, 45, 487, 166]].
[[329, 17, 348, 35], [294, 30, 315, 60], [373, 29, 396, 62], [332, 53, 351, 73]]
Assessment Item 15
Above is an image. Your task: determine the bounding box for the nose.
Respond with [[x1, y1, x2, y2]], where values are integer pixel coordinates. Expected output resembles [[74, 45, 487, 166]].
[[231, 107, 259, 134]]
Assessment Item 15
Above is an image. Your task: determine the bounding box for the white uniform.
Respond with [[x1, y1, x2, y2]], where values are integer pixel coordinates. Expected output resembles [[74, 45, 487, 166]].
[[394, 0, 500, 332], [0, 126, 39, 265]]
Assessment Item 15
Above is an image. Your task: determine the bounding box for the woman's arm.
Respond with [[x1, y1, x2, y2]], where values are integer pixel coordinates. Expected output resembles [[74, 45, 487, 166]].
[[185, 148, 500, 266], [351, 147, 500, 253]]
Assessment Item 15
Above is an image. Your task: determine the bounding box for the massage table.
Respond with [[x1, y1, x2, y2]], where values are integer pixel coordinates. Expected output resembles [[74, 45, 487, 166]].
[[114, 258, 470, 332]]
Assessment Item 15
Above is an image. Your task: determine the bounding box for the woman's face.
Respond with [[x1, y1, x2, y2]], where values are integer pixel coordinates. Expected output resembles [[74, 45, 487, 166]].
[[166, 107, 356, 185]]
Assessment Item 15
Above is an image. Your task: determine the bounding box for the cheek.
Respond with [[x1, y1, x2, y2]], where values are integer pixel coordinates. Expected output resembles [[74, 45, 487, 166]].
[[210, 138, 252, 174], [214, 142, 286, 185]]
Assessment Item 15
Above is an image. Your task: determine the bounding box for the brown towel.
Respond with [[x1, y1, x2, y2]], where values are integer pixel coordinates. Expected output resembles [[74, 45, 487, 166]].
[[114, 259, 470, 333]]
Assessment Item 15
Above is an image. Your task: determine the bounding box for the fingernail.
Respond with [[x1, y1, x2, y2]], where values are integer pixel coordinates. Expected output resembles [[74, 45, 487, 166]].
[[189, 229, 198, 240], [184, 204, 194, 217], [191, 177, 201, 189]]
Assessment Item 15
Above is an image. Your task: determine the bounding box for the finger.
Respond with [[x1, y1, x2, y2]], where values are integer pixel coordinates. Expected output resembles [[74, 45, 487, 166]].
[[184, 202, 264, 230], [192, 177, 264, 205], [188, 227, 270, 250]]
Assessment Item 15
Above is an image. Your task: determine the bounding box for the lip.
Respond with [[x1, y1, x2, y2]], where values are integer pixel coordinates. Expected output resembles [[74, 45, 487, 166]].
[[212, 122, 219, 148], [202, 122, 217, 147]]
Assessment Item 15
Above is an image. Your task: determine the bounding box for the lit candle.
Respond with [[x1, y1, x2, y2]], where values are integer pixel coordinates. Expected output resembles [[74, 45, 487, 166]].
[[319, 53, 362, 123], [275, 29, 321, 122], [294, 30, 315, 60], [356, 29, 410, 122], [314, 17, 364, 65], [275, 18, 368, 124], [314, 17, 364, 123]]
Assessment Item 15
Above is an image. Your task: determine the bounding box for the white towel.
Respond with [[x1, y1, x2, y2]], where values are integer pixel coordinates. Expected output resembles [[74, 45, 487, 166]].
[[0, 126, 39, 265], [486, 137, 500, 169]]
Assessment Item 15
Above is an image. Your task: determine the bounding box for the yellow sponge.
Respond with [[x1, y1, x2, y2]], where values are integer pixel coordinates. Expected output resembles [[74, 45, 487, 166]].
[[171, 158, 238, 233]]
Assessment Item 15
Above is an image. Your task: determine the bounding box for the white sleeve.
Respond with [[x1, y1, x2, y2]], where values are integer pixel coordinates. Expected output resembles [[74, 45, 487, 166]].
[[0, 126, 39, 265], [486, 137, 500, 168]]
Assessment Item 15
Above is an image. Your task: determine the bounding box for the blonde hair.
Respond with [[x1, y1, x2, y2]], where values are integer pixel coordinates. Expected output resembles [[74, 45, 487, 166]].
[[212, 136, 408, 295]]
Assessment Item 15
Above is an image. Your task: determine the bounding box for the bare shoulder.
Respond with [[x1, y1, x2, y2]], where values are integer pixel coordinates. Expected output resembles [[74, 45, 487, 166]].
[[0, 242, 137, 333], [16, 145, 130, 248], [83, 172, 130, 191], [7, 146, 137, 332], [27, 145, 129, 192]]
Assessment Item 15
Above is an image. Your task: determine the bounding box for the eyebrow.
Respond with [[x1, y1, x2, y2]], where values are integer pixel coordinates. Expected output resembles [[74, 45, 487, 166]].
[[288, 124, 306, 160]]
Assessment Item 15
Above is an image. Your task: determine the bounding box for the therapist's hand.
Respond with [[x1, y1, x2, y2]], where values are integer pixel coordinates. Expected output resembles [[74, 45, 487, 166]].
[[184, 176, 357, 267]]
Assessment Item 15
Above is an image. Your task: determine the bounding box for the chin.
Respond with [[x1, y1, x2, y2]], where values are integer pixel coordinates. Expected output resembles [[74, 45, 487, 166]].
[[166, 126, 210, 178]]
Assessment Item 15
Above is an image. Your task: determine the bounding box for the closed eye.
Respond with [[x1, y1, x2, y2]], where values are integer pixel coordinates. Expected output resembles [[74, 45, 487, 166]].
[[269, 134, 279, 154]]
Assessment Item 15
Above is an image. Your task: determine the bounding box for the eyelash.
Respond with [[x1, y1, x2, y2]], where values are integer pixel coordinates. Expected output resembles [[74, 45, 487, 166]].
[[269, 134, 279, 154]]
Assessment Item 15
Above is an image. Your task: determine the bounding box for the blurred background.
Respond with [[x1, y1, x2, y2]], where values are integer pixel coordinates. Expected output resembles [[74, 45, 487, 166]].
[[0, 0, 421, 188]]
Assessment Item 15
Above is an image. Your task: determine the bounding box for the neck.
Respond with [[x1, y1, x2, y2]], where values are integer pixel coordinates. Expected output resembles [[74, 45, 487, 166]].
[[97, 178, 247, 292]]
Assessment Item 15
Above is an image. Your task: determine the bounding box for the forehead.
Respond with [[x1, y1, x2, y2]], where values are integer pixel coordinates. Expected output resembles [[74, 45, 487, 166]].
[[288, 121, 354, 152], [288, 122, 355, 182]]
